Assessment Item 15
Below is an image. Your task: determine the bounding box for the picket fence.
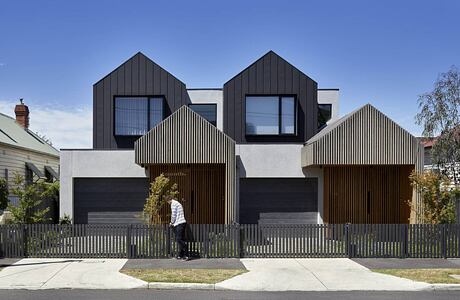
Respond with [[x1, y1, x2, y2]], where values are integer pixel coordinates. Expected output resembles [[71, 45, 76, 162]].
[[0, 224, 459, 259]]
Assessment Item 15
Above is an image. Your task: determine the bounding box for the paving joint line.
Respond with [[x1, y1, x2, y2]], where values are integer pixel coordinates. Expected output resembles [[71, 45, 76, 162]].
[[294, 259, 328, 290], [39, 260, 75, 288]]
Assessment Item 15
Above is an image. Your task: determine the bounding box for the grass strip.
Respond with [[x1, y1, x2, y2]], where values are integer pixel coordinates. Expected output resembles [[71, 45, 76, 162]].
[[121, 268, 247, 284], [372, 268, 460, 284]]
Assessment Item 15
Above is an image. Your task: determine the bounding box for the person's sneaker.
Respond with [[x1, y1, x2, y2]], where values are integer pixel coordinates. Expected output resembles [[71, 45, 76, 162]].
[[175, 256, 182, 260], [182, 256, 190, 261]]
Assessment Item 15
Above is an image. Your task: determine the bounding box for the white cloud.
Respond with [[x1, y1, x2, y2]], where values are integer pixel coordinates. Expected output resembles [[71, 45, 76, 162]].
[[0, 100, 92, 149]]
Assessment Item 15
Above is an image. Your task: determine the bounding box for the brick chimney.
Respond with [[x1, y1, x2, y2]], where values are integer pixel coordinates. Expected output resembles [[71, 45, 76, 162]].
[[14, 98, 30, 129]]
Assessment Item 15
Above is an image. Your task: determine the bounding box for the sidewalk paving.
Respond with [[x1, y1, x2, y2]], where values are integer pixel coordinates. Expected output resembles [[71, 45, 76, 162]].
[[0, 257, 458, 291], [0, 258, 146, 290], [216, 258, 432, 291]]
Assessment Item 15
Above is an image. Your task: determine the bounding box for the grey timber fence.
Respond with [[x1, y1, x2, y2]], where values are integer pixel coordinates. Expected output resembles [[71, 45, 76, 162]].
[[0, 224, 459, 259]]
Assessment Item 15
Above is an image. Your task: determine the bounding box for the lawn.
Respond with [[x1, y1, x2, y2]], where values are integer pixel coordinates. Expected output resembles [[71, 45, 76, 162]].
[[121, 268, 247, 284], [372, 269, 460, 284]]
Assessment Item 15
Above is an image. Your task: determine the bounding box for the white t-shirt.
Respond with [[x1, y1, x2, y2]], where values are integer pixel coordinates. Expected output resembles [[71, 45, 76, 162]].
[[170, 199, 186, 226]]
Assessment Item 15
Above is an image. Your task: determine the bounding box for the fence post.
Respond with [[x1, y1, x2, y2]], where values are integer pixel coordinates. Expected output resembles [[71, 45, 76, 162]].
[[22, 225, 28, 258], [345, 223, 351, 258], [166, 225, 172, 258], [126, 225, 131, 259], [238, 224, 244, 258], [441, 224, 447, 259], [401, 224, 408, 259]]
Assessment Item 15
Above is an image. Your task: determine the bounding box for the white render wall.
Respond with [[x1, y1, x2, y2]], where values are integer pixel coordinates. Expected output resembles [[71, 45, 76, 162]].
[[236, 144, 304, 177], [318, 89, 339, 123], [59, 150, 147, 220], [187, 89, 223, 130]]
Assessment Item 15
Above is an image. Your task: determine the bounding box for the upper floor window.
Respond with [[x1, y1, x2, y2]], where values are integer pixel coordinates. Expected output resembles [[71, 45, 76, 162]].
[[188, 104, 217, 126], [318, 104, 332, 129], [114, 97, 164, 136], [245, 96, 296, 135]]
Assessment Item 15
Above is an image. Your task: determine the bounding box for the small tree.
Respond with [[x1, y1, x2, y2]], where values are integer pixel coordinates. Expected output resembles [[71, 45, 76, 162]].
[[7, 174, 59, 224], [143, 174, 179, 224], [0, 177, 8, 211], [410, 170, 458, 224], [416, 66, 460, 185]]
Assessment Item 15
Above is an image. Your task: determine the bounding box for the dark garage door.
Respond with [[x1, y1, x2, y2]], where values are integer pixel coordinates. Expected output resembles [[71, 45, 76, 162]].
[[74, 178, 149, 224], [239, 178, 318, 224]]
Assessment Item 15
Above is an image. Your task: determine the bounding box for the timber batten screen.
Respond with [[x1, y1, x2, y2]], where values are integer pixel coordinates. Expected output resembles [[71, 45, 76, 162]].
[[135, 106, 236, 223], [302, 104, 423, 166], [302, 104, 425, 223]]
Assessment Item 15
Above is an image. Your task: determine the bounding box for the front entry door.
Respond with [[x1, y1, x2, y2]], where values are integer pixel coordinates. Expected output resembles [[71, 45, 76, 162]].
[[149, 164, 225, 224]]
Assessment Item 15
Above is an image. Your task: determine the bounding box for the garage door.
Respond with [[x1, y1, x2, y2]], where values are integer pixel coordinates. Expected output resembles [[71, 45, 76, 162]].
[[74, 178, 149, 224], [239, 178, 318, 224]]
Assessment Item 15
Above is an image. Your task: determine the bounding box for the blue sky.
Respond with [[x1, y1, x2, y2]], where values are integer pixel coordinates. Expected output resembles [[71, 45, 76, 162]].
[[1, 0, 459, 148]]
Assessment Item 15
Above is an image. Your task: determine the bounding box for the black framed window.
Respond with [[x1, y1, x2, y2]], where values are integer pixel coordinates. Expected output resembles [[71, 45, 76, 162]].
[[318, 104, 332, 129], [245, 96, 296, 135], [114, 97, 164, 136], [188, 104, 217, 126]]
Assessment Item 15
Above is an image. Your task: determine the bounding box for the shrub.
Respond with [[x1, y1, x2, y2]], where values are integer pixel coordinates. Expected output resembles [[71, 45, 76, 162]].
[[410, 170, 458, 224], [7, 174, 59, 224], [0, 177, 8, 211], [143, 174, 179, 224]]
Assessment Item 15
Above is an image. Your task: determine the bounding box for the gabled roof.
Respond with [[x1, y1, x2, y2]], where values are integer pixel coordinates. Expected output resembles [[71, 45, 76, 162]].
[[94, 52, 186, 86], [135, 105, 235, 165], [224, 50, 317, 85], [302, 104, 422, 166], [0, 112, 59, 157]]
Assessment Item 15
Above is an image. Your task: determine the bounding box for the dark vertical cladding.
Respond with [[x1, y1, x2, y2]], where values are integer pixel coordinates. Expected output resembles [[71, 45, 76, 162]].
[[93, 52, 191, 149], [223, 51, 318, 143]]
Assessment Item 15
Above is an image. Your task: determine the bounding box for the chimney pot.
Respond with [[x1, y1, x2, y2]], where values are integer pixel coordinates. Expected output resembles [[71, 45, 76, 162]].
[[15, 99, 30, 129]]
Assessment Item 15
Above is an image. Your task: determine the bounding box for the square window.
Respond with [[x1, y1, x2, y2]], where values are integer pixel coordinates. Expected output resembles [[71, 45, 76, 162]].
[[245, 96, 296, 135]]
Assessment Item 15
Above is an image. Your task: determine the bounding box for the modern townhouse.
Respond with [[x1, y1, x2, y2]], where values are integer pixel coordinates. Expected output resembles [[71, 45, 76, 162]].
[[60, 51, 424, 225]]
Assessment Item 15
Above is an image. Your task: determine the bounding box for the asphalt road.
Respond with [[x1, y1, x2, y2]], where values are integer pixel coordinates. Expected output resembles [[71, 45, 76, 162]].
[[0, 290, 459, 300]]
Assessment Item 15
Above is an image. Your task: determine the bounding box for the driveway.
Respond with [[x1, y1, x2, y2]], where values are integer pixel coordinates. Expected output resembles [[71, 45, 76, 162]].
[[0, 258, 146, 289], [216, 258, 431, 291]]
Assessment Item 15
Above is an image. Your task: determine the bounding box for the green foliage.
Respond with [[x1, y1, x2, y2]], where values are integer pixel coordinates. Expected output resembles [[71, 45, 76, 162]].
[[59, 214, 72, 225], [0, 177, 8, 211], [416, 66, 460, 185], [7, 174, 59, 224], [410, 170, 458, 224], [143, 174, 179, 224]]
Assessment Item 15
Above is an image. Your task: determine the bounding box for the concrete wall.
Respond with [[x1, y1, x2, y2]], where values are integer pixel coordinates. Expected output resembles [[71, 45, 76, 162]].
[[318, 89, 339, 123], [59, 150, 147, 220], [187, 89, 223, 131], [236, 144, 304, 177]]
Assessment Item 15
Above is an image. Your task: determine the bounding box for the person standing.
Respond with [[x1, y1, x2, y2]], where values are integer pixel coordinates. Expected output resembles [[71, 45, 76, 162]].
[[167, 197, 189, 260]]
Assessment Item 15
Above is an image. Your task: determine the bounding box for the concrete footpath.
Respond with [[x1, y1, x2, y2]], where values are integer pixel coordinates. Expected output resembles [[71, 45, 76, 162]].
[[0, 258, 459, 291], [216, 258, 432, 291], [0, 259, 146, 289]]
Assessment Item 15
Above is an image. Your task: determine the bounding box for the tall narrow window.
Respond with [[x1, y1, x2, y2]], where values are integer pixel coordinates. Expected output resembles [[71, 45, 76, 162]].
[[318, 104, 332, 129], [115, 97, 164, 136], [245, 96, 296, 135], [149, 97, 164, 128], [281, 97, 295, 134]]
